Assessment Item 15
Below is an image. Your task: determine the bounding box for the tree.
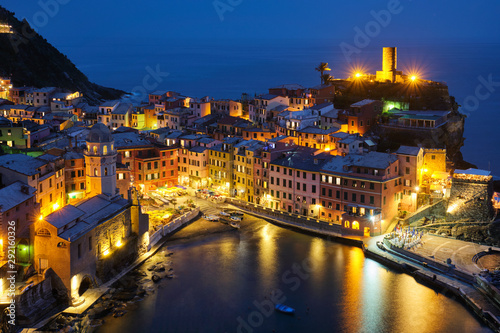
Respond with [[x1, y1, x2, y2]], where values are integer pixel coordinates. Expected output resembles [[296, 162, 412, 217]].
[[315, 62, 331, 84], [321, 74, 334, 85]]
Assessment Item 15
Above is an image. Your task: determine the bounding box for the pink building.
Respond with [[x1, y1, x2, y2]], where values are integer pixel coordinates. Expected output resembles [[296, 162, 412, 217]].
[[268, 146, 330, 217]]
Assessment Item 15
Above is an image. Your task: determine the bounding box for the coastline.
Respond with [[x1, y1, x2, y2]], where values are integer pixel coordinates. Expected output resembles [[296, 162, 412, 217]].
[[26, 199, 500, 332], [226, 199, 500, 332]]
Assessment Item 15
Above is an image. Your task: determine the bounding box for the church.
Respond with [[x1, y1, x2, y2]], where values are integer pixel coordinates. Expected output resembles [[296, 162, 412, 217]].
[[31, 123, 149, 304]]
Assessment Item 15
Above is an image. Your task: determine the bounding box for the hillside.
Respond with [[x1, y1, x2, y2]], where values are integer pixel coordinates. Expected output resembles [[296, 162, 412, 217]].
[[0, 6, 124, 105]]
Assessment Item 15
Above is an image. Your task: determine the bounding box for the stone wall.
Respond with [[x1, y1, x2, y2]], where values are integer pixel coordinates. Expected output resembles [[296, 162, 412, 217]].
[[447, 177, 494, 222], [405, 199, 446, 225]]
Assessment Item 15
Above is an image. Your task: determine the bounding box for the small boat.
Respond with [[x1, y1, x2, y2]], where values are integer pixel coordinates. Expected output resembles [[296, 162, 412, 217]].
[[219, 211, 231, 217], [275, 303, 295, 315], [203, 215, 220, 222], [219, 217, 230, 225], [231, 216, 242, 222], [230, 221, 240, 229], [230, 212, 244, 219]]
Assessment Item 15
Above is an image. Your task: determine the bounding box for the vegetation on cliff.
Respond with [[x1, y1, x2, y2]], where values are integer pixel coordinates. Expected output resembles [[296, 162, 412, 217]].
[[0, 6, 124, 105]]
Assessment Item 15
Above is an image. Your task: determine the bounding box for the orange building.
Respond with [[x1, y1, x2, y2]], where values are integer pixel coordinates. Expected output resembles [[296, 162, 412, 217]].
[[114, 132, 178, 192]]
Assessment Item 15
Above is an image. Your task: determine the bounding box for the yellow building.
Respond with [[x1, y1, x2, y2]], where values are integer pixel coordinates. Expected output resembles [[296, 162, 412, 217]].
[[208, 138, 240, 194], [0, 153, 65, 217], [232, 140, 265, 202]]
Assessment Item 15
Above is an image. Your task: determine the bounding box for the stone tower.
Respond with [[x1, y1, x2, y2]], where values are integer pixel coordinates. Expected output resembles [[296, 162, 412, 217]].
[[84, 123, 117, 197]]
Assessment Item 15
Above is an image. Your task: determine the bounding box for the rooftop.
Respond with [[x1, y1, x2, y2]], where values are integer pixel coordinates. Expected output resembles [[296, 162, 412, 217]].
[[270, 84, 305, 90], [322, 151, 398, 173], [189, 145, 208, 153], [454, 169, 491, 177], [51, 195, 131, 241], [396, 145, 422, 156], [351, 99, 378, 107], [256, 94, 279, 100], [0, 181, 36, 212], [112, 102, 133, 115], [100, 100, 120, 108], [0, 154, 46, 176], [271, 146, 331, 172]]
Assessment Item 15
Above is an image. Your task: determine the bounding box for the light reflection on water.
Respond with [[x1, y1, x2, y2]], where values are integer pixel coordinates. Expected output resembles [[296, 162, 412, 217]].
[[97, 218, 491, 333]]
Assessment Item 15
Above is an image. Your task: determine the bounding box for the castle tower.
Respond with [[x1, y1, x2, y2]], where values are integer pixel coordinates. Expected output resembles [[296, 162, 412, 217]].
[[382, 47, 397, 73], [84, 123, 117, 197]]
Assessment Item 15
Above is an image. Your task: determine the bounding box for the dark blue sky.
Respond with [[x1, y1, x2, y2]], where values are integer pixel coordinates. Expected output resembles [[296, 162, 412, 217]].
[[3, 0, 500, 46]]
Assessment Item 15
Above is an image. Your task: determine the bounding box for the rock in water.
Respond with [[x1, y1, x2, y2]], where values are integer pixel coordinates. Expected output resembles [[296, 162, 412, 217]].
[[152, 275, 162, 283]]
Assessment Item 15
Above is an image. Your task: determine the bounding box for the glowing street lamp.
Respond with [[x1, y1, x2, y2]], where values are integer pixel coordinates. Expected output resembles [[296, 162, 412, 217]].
[[410, 75, 417, 81]]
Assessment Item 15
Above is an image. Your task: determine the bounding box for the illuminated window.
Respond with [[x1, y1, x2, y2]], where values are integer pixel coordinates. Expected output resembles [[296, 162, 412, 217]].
[[344, 221, 350, 228], [105, 168, 108, 176], [103, 145, 108, 155], [352, 221, 359, 230], [94, 168, 98, 176], [93, 146, 97, 154]]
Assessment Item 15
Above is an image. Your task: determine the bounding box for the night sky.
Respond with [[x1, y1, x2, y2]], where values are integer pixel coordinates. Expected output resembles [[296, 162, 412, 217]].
[[2, 0, 500, 46]]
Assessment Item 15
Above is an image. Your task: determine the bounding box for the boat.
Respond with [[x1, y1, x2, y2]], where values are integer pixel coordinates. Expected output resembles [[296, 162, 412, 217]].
[[219, 211, 231, 217], [230, 216, 242, 222], [203, 215, 220, 222], [229, 221, 240, 229], [230, 211, 244, 219], [275, 303, 295, 315], [219, 217, 230, 225]]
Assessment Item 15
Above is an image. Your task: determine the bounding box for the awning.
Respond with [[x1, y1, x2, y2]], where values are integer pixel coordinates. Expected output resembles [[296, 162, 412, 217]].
[[431, 171, 450, 179]]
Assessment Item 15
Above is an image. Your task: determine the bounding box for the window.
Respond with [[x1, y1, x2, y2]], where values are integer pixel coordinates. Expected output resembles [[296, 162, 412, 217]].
[[352, 193, 357, 202], [405, 167, 410, 175], [71, 171, 76, 178], [344, 192, 348, 200], [369, 183, 374, 190], [36, 228, 51, 236], [312, 185, 316, 193], [105, 168, 108, 176], [406, 156, 410, 162], [70, 160, 75, 167], [431, 155, 436, 160], [103, 145, 108, 155], [78, 244, 81, 259], [360, 195, 365, 203], [302, 184, 306, 191]]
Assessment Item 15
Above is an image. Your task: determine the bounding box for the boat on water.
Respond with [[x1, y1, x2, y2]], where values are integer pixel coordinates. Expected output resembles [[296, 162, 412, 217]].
[[275, 303, 295, 315], [219, 217, 230, 225], [229, 221, 240, 229], [219, 211, 231, 217], [203, 215, 220, 222], [230, 211, 244, 219], [230, 216, 242, 222]]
